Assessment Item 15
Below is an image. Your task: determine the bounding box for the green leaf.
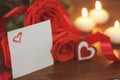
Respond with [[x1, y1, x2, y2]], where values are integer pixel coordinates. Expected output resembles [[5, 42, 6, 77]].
[[61, 0, 71, 10], [15, 14, 24, 27], [10, 14, 24, 28], [7, 19, 16, 31]]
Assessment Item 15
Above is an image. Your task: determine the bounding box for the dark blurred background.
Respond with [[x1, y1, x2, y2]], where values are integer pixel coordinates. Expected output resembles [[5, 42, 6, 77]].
[[0, 0, 71, 18], [0, 0, 31, 18]]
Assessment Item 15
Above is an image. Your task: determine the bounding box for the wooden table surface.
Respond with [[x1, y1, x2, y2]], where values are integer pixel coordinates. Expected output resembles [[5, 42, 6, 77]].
[[1, 0, 120, 80]]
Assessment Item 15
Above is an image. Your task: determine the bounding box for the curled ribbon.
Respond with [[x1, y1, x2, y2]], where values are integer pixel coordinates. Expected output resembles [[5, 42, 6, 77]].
[[85, 32, 120, 62]]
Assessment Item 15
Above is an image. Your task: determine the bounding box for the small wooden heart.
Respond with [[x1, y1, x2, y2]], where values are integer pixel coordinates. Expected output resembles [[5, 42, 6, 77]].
[[13, 32, 22, 43], [77, 41, 96, 61]]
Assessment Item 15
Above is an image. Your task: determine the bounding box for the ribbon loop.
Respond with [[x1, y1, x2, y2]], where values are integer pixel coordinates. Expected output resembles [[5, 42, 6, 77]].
[[85, 32, 120, 62]]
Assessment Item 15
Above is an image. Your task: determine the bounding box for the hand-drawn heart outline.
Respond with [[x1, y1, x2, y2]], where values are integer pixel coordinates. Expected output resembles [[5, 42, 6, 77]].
[[77, 41, 96, 61], [13, 32, 22, 43]]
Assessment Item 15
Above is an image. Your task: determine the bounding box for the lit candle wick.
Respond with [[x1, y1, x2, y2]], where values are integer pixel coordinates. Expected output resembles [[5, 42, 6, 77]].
[[95, 1, 102, 10], [114, 20, 120, 29], [82, 8, 88, 18], [90, 1, 109, 24], [74, 7, 96, 32]]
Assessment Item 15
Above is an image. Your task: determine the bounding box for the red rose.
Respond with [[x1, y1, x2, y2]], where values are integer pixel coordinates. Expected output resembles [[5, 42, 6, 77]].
[[1, 36, 11, 69], [52, 31, 81, 62], [24, 0, 71, 33], [0, 18, 6, 53], [0, 32, 6, 53]]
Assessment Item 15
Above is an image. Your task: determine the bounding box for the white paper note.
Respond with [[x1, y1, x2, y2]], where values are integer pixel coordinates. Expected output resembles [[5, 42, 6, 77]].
[[7, 20, 54, 79]]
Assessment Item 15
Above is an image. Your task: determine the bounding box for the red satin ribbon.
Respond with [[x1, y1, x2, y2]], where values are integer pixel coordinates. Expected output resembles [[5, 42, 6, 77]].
[[85, 32, 120, 62]]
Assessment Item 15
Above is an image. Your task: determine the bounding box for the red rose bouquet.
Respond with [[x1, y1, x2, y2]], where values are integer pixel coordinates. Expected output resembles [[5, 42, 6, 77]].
[[0, 0, 81, 79], [0, 0, 78, 70]]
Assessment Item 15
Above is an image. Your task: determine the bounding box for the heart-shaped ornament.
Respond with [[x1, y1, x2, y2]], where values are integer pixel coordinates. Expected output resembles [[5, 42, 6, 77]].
[[13, 32, 22, 43], [77, 41, 96, 61]]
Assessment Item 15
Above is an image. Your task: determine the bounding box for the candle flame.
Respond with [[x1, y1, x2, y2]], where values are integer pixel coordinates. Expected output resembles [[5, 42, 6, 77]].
[[114, 20, 120, 29], [82, 8, 88, 17], [95, 1, 102, 10]]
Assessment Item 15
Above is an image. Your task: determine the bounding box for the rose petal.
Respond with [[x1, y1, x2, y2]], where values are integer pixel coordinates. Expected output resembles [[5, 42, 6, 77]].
[[1, 36, 11, 69]]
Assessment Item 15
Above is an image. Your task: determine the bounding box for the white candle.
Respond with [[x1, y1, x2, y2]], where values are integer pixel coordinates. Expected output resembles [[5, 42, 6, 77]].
[[74, 8, 96, 32], [105, 20, 120, 44], [89, 1, 109, 24]]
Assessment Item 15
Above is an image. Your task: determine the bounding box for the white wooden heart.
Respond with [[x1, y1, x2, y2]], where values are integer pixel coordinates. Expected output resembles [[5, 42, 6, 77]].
[[78, 41, 96, 61]]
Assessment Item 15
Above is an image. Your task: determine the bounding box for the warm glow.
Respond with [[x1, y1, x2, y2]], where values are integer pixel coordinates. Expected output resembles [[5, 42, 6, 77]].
[[114, 20, 120, 29], [114, 49, 120, 59], [95, 1, 102, 10], [82, 8, 88, 17]]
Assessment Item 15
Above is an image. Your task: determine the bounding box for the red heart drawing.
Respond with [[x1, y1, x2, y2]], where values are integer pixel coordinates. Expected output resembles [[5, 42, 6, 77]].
[[77, 41, 96, 61], [13, 32, 22, 43]]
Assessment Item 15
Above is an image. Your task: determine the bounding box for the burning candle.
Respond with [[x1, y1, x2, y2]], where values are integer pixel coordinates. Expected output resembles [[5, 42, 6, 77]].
[[89, 1, 109, 24], [105, 20, 120, 44], [74, 8, 96, 32]]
